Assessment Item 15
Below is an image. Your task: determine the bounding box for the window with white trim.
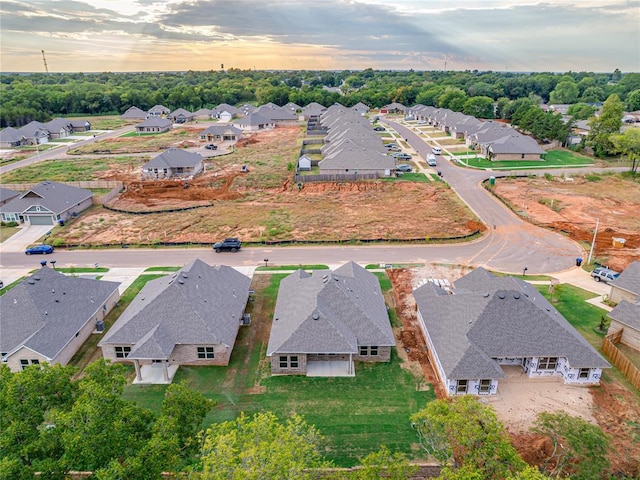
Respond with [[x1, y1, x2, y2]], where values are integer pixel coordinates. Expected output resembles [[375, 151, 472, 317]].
[[538, 357, 558, 370], [197, 346, 214, 359], [115, 346, 131, 358], [578, 368, 590, 379], [19, 359, 40, 370]]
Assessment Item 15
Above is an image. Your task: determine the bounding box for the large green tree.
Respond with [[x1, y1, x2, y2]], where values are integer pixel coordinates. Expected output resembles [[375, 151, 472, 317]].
[[410, 396, 527, 479], [611, 128, 640, 173], [588, 93, 624, 157], [549, 81, 579, 104], [199, 412, 329, 480], [463, 96, 495, 119]]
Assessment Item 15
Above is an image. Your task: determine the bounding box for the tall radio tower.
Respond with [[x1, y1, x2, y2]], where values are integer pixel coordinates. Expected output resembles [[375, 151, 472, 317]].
[[41, 50, 49, 73]]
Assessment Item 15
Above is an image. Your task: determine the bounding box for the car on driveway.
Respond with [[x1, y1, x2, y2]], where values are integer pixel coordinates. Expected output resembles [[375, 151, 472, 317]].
[[384, 143, 400, 151], [590, 267, 620, 283], [396, 164, 413, 172], [213, 237, 241, 253], [25, 244, 54, 255], [427, 154, 437, 166], [204, 144, 218, 150], [373, 126, 386, 131], [392, 152, 412, 160]]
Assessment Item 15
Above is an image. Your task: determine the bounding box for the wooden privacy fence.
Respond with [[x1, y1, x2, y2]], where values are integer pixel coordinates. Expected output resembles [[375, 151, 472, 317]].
[[602, 330, 640, 390], [2, 180, 123, 191], [295, 172, 381, 183]]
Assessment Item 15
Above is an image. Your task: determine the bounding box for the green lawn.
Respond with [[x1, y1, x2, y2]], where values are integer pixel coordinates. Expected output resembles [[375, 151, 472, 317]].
[[122, 272, 434, 467], [144, 266, 182, 272], [0, 225, 19, 242], [461, 149, 594, 170], [255, 264, 330, 271]]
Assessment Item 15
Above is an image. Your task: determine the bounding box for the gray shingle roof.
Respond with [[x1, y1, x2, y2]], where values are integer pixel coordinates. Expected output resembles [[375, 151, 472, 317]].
[[100, 259, 251, 359], [0, 181, 92, 216], [413, 267, 610, 380], [0, 267, 120, 360], [488, 134, 545, 155], [143, 148, 203, 169], [608, 300, 640, 330], [234, 113, 271, 127], [0, 187, 20, 203], [610, 261, 640, 296], [121, 106, 148, 119], [200, 125, 243, 137], [0, 127, 24, 144], [137, 117, 173, 128], [267, 262, 395, 356]]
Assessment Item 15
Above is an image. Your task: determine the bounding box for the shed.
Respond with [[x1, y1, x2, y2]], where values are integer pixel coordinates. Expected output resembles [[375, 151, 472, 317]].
[[298, 155, 312, 171]]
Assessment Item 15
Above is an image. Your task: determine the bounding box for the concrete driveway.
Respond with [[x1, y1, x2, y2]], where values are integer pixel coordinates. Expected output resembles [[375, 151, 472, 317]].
[[0, 224, 52, 254]]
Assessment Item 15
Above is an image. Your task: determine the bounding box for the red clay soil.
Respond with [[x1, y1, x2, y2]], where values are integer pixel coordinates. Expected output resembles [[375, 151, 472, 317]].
[[387, 268, 446, 398]]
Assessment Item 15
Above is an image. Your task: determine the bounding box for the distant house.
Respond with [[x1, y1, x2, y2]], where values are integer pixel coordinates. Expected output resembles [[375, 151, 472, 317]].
[[121, 106, 148, 120], [609, 261, 640, 304], [380, 102, 405, 114], [0, 181, 93, 225], [99, 259, 251, 384], [17, 121, 50, 145], [0, 187, 20, 206], [0, 127, 25, 148], [147, 105, 171, 117], [232, 113, 274, 131], [1, 267, 120, 372], [284, 102, 301, 112], [199, 125, 243, 143], [485, 134, 546, 161], [267, 262, 395, 377], [300, 102, 326, 120], [168, 108, 194, 124], [135, 117, 173, 134], [142, 148, 204, 179], [413, 268, 610, 396], [212, 104, 242, 120], [192, 108, 213, 120], [352, 102, 370, 115], [255, 105, 298, 126]]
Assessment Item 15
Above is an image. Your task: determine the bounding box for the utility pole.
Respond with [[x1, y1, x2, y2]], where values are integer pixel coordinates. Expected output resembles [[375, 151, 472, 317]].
[[587, 218, 600, 265], [41, 50, 49, 73]]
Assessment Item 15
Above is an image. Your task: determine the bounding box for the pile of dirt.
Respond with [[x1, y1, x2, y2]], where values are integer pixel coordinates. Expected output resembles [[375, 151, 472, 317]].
[[236, 136, 259, 147]]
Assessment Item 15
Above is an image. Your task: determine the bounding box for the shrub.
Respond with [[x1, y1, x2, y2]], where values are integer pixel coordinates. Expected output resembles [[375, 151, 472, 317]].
[[585, 173, 602, 182], [1, 221, 19, 227], [544, 173, 554, 181]]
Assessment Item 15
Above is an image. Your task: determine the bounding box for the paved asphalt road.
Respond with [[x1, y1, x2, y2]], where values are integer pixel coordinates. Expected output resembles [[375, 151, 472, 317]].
[[0, 120, 627, 275]]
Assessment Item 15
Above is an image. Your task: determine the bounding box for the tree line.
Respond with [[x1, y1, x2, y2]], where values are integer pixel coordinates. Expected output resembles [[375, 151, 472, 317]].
[[1, 361, 618, 479]]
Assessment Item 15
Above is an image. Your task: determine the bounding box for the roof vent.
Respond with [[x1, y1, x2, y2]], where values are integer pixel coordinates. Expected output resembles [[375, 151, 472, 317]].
[[178, 279, 184, 284], [33, 276, 40, 281], [27, 279, 35, 285], [497, 292, 506, 299], [483, 292, 490, 298], [181, 273, 188, 278], [312, 313, 320, 320], [55, 299, 59, 303], [513, 292, 521, 299]]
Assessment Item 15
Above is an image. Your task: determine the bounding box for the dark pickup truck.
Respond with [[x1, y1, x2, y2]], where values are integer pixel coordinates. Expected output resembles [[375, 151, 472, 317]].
[[213, 238, 241, 253]]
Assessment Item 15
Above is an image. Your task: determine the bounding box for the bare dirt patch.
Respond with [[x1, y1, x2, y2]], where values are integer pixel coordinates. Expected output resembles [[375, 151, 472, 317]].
[[493, 176, 640, 271], [54, 127, 480, 245]]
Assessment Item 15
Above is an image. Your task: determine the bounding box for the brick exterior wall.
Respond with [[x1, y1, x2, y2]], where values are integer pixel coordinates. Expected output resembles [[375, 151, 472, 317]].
[[269, 346, 391, 375], [270, 354, 308, 375], [5, 347, 48, 372], [101, 343, 232, 366]]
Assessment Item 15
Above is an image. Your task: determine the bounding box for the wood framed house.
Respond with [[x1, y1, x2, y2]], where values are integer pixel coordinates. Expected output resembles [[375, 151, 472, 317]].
[[267, 262, 395, 377], [1, 267, 120, 372], [142, 148, 204, 179], [99, 260, 251, 384], [413, 268, 610, 396]]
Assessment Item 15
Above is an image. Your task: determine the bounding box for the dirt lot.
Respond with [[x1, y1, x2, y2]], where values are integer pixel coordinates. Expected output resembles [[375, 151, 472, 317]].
[[493, 176, 640, 271], [387, 264, 640, 477], [53, 126, 480, 245]]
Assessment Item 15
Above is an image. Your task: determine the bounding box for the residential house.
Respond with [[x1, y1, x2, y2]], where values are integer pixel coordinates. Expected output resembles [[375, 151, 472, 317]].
[[413, 267, 610, 396], [0, 127, 25, 148], [1, 266, 120, 372], [607, 300, 640, 352], [0, 187, 20, 206], [485, 134, 546, 161], [135, 117, 173, 134], [232, 113, 274, 131], [99, 259, 251, 384], [42, 118, 73, 139], [17, 121, 50, 145], [142, 148, 204, 179], [199, 125, 243, 143], [147, 104, 171, 117], [255, 105, 298, 126], [193, 108, 213, 120], [168, 108, 194, 124], [300, 102, 326, 121], [0, 181, 93, 225], [609, 261, 640, 304], [212, 104, 242, 119], [267, 262, 395, 376], [121, 106, 149, 120], [352, 102, 370, 115], [284, 102, 301, 113], [380, 102, 405, 114]]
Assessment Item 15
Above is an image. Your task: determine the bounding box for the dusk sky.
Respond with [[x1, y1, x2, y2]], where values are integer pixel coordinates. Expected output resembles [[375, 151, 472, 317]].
[[1, 0, 638, 73]]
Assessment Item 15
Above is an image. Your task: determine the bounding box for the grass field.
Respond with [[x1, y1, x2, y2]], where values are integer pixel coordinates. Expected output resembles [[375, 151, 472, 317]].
[[0, 156, 147, 183], [0, 225, 19, 242], [121, 272, 434, 467], [462, 149, 594, 170]]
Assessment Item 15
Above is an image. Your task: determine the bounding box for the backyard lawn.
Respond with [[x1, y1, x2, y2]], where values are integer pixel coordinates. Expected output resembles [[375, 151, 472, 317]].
[[122, 272, 434, 467]]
